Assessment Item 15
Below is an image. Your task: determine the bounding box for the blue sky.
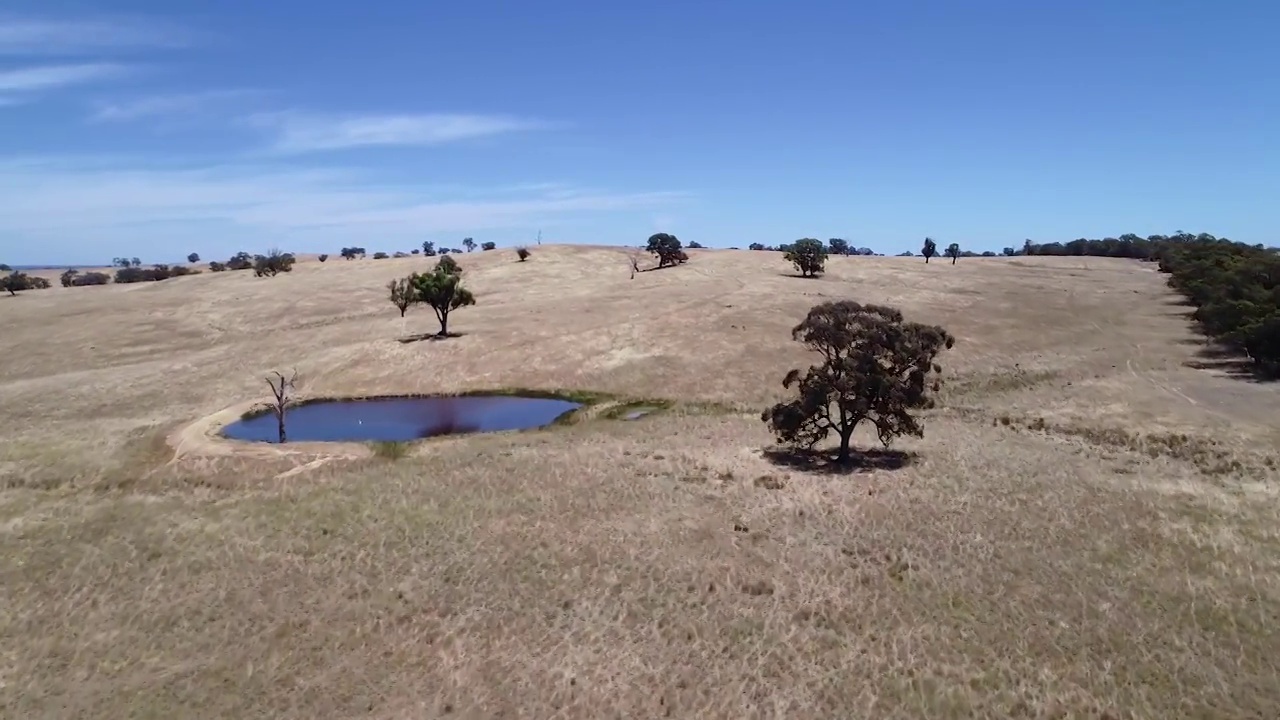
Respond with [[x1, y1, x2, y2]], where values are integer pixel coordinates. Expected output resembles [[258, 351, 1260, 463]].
[[1, 1, 1277, 265]]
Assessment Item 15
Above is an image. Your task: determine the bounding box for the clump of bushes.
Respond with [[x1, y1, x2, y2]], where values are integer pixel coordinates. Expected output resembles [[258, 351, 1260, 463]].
[[373, 252, 390, 260], [318, 254, 329, 263], [253, 249, 295, 277], [187, 253, 200, 263], [341, 247, 367, 260], [226, 252, 254, 271], [481, 241, 496, 251], [59, 269, 111, 287], [2, 271, 51, 295], [114, 264, 201, 284], [436, 254, 460, 274], [516, 246, 531, 262], [208, 261, 227, 272]]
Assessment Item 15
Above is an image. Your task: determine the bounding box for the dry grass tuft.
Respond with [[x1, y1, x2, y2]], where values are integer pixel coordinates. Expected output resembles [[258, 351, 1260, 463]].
[[2, 248, 1279, 718]]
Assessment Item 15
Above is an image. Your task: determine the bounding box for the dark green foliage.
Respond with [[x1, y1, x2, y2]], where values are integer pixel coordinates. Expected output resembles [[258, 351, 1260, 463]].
[[646, 233, 685, 268], [1002, 247, 1017, 256], [981, 251, 997, 257], [945, 243, 961, 264], [828, 238, 849, 255], [2, 271, 51, 295], [373, 251, 390, 259], [209, 261, 227, 272], [922, 238, 937, 263], [481, 241, 496, 251], [226, 252, 254, 270], [114, 264, 200, 284], [686, 240, 704, 249], [0, 263, 9, 271], [318, 254, 329, 262], [60, 269, 111, 287], [784, 238, 828, 277], [762, 301, 955, 463], [187, 253, 200, 263], [516, 246, 531, 261], [59, 269, 78, 287], [898, 251, 914, 257], [463, 238, 476, 253], [253, 249, 295, 277], [394, 251, 409, 258], [408, 267, 476, 336], [340, 247, 367, 260], [411, 249, 420, 255], [748, 243, 766, 251], [436, 254, 460, 274], [421, 241, 437, 257]]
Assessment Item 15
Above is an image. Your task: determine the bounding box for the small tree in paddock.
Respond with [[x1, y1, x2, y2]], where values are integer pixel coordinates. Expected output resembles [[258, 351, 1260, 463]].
[[516, 246, 531, 262], [646, 233, 685, 268], [945, 242, 961, 264], [253, 249, 295, 277], [463, 237, 476, 253], [762, 301, 955, 464], [261, 370, 298, 444], [409, 268, 476, 336], [481, 241, 496, 251], [60, 269, 79, 287], [209, 261, 227, 272], [0, 263, 10, 271], [318, 254, 329, 262], [784, 238, 828, 277], [373, 251, 389, 259], [436, 253, 460, 274], [388, 276, 416, 317], [187, 253, 200, 263], [828, 238, 850, 256], [922, 238, 937, 263], [421, 240, 437, 257], [3, 271, 49, 295]]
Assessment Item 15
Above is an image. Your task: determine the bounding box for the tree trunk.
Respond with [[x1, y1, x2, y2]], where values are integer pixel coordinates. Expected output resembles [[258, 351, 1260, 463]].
[[924, 256, 929, 264], [276, 410, 287, 444], [438, 312, 449, 337], [836, 424, 854, 463], [952, 255, 957, 265]]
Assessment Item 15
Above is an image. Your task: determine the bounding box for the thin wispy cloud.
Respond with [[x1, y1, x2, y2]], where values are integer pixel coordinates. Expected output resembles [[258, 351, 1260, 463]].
[[90, 89, 261, 122], [0, 63, 131, 92], [0, 156, 688, 262], [248, 112, 550, 153], [0, 16, 188, 55]]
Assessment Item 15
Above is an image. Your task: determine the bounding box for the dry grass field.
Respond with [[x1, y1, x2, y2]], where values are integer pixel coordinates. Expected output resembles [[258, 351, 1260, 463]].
[[3, 246, 1279, 718]]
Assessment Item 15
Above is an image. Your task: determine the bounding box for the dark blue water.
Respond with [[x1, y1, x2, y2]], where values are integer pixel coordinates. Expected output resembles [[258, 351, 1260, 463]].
[[222, 395, 581, 443]]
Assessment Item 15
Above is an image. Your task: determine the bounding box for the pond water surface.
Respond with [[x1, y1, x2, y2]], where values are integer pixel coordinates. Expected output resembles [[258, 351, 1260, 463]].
[[222, 395, 582, 443]]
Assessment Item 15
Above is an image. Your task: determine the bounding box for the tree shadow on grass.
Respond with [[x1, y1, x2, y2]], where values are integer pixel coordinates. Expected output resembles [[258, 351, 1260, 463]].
[[397, 331, 467, 344], [1184, 343, 1279, 383], [761, 446, 916, 475]]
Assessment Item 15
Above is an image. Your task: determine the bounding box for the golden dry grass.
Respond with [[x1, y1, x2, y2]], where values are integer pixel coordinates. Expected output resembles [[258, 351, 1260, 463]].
[[2, 246, 1279, 718]]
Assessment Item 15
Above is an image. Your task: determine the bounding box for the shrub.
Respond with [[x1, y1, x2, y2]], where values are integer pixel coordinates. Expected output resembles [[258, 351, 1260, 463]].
[[60, 269, 79, 287], [762, 301, 955, 463], [463, 238, 476, 253], [114, 264, 197, 283], [373, 252, 390, 260], [421, 241, 437, 257], [481, 241, 496, 251], [748, 243, 766, 251], [646, 233, 685, 268], [318, 254, 329, 263], [828, 238, 849, 255], [73, 271, 110, 286], [408, 267, 476, 336], [686, 240, 704, 249], [2, 271, 50, 295], [784, 238, 828, 277], [516, 246, 531, 262], [253, 249, 295, 277], [411, 249, 420, 255], [226, 252, 254, 271], [209, 261, 227, 272], [340, 247, 367, 260], [394, 251, 409, 258], [0, 263, 10, 271], [945, 243, 961, 264], [187, 253, 200, 263]]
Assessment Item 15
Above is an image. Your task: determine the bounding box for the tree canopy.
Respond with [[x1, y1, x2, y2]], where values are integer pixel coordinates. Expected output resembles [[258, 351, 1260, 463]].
[[646, 233, 686, 268], [784, 238, 828, 277], [921, 238, 938, 263], [945, 243, 961, 264], [762, 301, 955, 463], [408, 267, 476, 336]]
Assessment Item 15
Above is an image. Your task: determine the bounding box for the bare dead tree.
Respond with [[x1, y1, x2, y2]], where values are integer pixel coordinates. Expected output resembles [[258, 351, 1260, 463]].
[[628, 251, 642, 280], [263, 369, 298, 443]]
